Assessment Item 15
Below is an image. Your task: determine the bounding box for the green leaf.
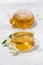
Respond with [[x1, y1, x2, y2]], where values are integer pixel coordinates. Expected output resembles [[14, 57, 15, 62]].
[[9, 34, 12, 39], [2, 40, 7, 44]]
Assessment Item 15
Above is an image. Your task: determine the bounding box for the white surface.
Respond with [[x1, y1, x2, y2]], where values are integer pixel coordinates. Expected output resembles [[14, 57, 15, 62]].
[[0, 3, 43, 65], [0, 0, 43, 4], [0, 0, 39, 4]]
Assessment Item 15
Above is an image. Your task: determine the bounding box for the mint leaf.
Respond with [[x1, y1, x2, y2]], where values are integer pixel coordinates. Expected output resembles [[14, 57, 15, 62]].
[[2, 40, 7, 44], [9, 34, 12, 39]]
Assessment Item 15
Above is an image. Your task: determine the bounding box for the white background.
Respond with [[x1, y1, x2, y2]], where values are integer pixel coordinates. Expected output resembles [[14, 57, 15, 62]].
[[0, 0, 43, 65], [0, 0, 42, 4], [0, 0, 38, 4]]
